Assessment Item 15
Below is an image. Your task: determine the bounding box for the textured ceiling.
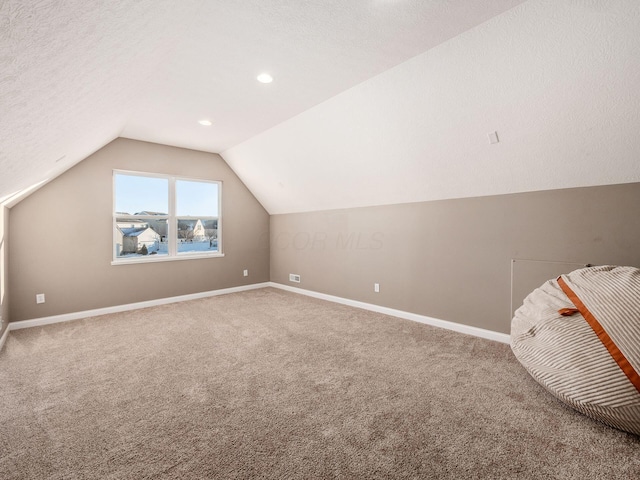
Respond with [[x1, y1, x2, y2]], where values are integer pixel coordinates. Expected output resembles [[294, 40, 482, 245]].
[[0, 0, 526, 203], [225, 0, 640, 214]]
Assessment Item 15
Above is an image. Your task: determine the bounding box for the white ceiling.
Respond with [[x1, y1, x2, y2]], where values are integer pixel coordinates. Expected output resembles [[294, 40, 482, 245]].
[[225, 0, 640, 213], [3, 1, 639, 215], [0, 0, 527, 204]]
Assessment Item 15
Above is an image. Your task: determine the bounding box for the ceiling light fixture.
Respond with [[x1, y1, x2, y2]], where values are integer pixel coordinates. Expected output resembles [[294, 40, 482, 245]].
[[198, 119, 213, 126], [257, 73, 273, 84]]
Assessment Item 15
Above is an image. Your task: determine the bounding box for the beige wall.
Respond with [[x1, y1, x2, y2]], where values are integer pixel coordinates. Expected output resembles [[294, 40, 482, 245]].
[[7, 140, 640, 336], [9, 138, 269, 321], [270, 183, 640, 334], [0, 206, 8, 334]]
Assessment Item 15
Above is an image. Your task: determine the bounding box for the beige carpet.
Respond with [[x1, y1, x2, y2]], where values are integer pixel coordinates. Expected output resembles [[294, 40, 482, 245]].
[[0, 287, 638, 479]]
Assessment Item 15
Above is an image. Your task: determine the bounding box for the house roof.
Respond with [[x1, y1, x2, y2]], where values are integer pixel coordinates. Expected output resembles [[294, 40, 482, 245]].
[[120, 227, 154, 238], [177, 219, 216, 230], [2, 1, 639, 213], [135, 211, 168, 216]]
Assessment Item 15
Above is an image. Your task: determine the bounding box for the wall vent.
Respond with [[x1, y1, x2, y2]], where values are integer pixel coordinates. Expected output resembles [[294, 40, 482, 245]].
[[289, 274, 301, 283]]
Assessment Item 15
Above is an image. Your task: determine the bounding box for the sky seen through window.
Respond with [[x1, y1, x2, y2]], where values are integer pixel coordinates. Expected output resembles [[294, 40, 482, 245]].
[[115, 174, 219, 216]]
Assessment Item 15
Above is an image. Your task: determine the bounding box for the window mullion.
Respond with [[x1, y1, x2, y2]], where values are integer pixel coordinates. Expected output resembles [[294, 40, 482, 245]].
[[169, 176, 176, 257]]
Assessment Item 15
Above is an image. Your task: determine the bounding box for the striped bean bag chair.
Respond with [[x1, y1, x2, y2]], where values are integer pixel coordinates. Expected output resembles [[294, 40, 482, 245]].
[[511, 265, 640, 435]]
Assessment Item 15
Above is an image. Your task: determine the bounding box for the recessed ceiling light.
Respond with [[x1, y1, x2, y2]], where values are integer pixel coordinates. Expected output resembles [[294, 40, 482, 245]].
[[257, 73, 273, 84], [198, 119, 213, 126]]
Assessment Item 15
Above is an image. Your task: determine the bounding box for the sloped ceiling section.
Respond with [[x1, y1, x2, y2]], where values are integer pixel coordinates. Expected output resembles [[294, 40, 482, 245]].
[[0, 0, 526, 205], [0, 0, 200, 202], [120, 0, 527, 155], [223, 0, 640, 214]]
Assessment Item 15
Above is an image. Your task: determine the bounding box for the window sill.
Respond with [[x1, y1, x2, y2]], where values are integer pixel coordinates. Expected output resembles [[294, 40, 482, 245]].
[[111, 252, 225, 266]]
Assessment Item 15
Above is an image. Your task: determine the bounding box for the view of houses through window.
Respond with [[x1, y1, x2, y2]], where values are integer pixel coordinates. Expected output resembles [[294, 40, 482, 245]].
[[114, 172, 220, 261]]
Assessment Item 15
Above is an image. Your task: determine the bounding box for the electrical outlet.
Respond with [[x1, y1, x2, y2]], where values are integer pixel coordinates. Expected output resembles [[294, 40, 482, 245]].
[[36, 293, 46, 304], [243, 269, 248, 277], [374, 283, 380, 293], [289, 273, 301, 283]]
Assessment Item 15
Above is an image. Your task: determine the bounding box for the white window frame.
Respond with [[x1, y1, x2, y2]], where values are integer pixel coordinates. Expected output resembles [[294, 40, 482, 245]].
[[112, 170, 223, 265]]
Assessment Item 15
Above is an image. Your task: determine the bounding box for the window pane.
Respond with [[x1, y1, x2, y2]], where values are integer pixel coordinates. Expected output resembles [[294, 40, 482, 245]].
[[176, 218, 218, 254], [114, 219, 168, 258], [113, 172, 222, 262], [115, 173, 168, 215], [176, 180, 219, 217]]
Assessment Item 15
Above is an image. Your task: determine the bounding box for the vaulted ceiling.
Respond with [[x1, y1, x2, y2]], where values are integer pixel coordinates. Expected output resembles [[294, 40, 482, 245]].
[[2, 1, 639, 213]]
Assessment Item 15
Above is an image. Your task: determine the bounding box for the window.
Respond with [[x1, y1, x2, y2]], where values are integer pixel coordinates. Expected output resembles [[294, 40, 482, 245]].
[[113, 171, 221, 263]]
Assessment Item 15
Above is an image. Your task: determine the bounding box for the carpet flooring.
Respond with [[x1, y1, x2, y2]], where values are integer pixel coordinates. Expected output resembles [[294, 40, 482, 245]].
[[0, 287, 638, 479]]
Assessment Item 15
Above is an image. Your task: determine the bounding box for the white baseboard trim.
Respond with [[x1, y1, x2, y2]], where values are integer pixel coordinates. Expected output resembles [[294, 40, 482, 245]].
[[8, 282, 271, 332], [2, 281, 510, 351], [268, 282, 511, 344]]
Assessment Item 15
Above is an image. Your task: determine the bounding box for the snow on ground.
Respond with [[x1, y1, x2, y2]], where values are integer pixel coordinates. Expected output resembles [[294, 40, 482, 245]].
[[118, 241, 218, 258]]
